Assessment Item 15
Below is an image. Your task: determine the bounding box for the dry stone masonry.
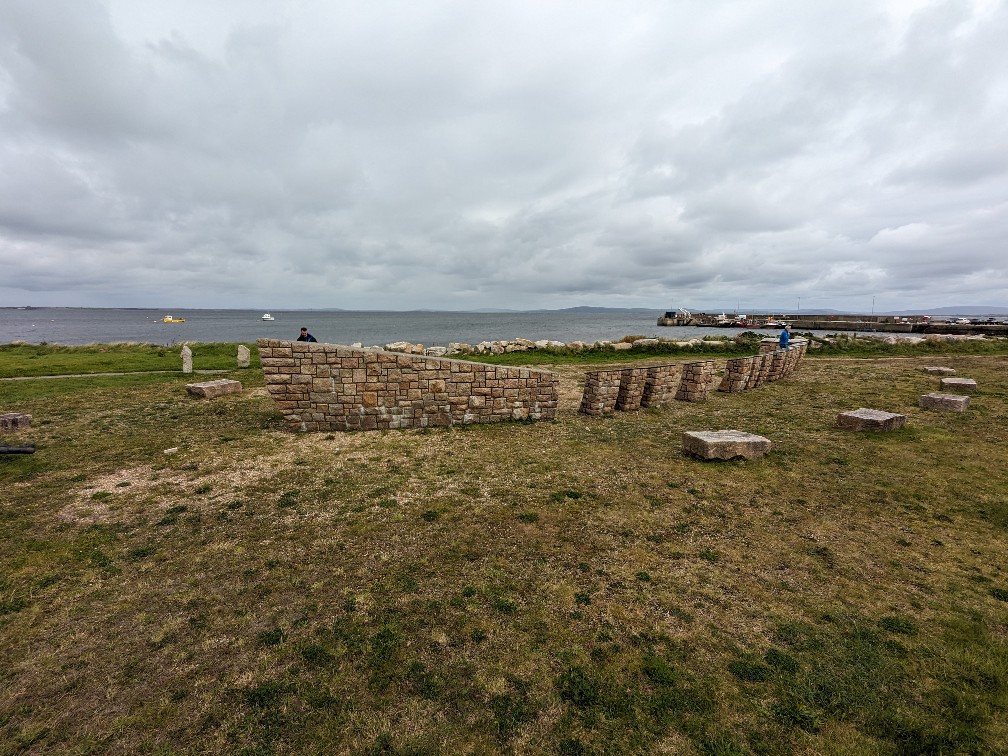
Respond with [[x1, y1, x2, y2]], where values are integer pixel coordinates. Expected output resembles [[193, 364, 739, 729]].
[[718, 356, 756, 392], [836, 408, 907, 432], [675, 361, 717, 402], [579, 369, 624, 416], [615, 367, 649, 411], [258, 340, 559, 431], [641, 364, 678, 408]]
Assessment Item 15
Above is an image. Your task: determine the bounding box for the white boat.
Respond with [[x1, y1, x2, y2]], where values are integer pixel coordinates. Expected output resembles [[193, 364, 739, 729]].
[[261, 313, 275, 321]]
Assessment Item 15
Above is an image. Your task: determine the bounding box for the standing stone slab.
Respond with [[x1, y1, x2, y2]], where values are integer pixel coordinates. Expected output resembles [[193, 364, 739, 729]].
[[0, 412, 32, 431], [237, 344, 251, 368], [682, 430, 771, 460], [940, 377, 977, 393], [186, 379, 243, 398], [837, 408, 907, 432], [181, 345, 193, 374], [920, 393, 969, 412], [922, 366, 956, 376]]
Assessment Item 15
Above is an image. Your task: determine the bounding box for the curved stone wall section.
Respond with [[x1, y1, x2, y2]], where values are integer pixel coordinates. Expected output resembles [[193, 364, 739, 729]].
[[674, 360, 717, 402], [257, 340, 559, 432]]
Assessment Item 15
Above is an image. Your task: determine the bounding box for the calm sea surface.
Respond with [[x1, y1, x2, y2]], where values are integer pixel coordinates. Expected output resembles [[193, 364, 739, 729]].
[[0, 308, 798, 347]]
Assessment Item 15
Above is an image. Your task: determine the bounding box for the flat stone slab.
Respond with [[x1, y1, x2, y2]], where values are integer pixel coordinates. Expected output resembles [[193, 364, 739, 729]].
[[920, 393, 969, 412], [186, 379, 243, 398], [836, 408, 906, 432], [0, 412, 32, 431], [922, 366, 956, 376], [940, 377, 976, 392], [682, 430, 771, 461]]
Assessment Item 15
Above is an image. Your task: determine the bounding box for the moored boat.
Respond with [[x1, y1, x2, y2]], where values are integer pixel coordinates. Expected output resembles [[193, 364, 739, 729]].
[[262, 313, 275, 321], [162, 314, 185, 323]]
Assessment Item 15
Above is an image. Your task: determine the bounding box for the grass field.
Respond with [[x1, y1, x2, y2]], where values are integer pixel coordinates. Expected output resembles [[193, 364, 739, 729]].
[[1, 344, 1007, 754]]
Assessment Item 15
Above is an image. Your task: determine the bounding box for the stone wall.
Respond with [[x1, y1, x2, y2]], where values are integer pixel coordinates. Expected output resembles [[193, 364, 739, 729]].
[[674, 360, 717, 402], [257, 340, 559, 432]]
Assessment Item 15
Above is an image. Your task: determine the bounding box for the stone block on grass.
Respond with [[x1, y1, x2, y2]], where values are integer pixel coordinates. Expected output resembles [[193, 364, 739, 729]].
[[919, 393, 969, 412], [836, 408, 906, 432], [940, 377, 976, 393], [0, 412, 32, 431], [682, 430, 771, 461], [186, 379, 243, 399], [922, 366, 956, 376]]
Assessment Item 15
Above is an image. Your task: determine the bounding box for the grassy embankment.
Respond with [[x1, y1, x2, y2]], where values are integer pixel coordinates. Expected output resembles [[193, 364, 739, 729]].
[[1, 341, 1007, 754]]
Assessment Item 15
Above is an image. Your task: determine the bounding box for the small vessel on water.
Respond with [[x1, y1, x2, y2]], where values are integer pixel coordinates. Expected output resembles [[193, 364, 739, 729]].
[[262, 313, 275, 321], [162, 314, 185, 323]]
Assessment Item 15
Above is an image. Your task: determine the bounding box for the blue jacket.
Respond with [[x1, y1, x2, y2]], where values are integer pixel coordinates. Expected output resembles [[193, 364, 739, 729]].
[[779, 328, 790, 348]]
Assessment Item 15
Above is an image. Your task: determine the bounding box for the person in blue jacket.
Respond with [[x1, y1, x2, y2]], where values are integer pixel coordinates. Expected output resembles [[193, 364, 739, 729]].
[[297, 327, 317, 342], [779, 324, 791, 348]]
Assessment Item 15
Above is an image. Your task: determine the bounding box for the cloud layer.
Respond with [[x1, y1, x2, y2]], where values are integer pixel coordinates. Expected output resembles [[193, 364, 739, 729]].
[[2, 0, 1006, 311]]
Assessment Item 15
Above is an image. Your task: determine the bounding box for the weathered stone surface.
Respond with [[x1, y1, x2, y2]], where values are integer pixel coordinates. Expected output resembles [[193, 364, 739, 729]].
[[836, 408, 907, 432], [0, 412, 32, 431], [579, 369, 623, 416], [237, 344, 251, 368], [682, 430, 771, 460], [641, 364, 678, 408], [258, 340, 558, 431], [920, 392, 970, 412], [186, 379, 243, 398], [940, 377, 977, 392], [922, 366, 956, 376], [675, 361, 716, 402], [181, 345, 193, 374]]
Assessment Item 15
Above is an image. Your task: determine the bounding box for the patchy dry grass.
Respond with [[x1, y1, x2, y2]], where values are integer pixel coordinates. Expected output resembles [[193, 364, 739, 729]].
[[1, 353, 1007, 754]]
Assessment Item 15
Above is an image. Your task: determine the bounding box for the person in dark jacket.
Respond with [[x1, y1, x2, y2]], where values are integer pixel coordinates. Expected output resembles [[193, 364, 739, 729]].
[[297, 327, 317, 342]]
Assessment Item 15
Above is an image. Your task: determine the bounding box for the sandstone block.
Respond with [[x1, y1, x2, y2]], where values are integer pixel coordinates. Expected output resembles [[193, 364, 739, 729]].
[[940, 377, 977, 392], [186, 379, 242, 398], [922, 366, 956, 376], [0, 412, 32, 431], [919, 393, 969, 412], [682, 430, 771, 461], [836, 408, 907, 432]]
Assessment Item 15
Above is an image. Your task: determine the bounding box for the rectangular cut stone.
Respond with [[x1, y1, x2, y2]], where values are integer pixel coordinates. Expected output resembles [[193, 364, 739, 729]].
[[922, 366, 956, 376], [682, 430, 771, 460], [0, 412, 32, 431], [919, 392, 969, 412], [940, 377, 976, 393], [186, 379, 243, 398], [836, 408, 907, 432]]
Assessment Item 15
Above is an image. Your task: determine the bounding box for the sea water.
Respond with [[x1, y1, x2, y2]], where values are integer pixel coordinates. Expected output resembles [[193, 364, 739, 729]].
[[0, 307, 797, 347]]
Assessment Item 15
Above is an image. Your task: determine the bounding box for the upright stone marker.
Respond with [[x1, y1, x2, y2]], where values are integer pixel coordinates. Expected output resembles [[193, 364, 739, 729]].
[[237, 344, 251, 368], [181, 345, 193, 374]]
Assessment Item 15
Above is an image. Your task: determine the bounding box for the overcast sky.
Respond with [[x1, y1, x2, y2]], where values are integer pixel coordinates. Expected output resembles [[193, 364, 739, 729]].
[[1, 0, 1006, 312]]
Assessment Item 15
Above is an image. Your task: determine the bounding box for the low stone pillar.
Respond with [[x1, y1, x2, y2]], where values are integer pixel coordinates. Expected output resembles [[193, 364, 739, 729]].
[[759, 338, 779, 355], [675, 361, 716, 402], [682, 430, 771, 460], [186, 379, 243, 398], [615, 367, 648, 411], [579, 369, 623, 416], [641, 364, 678, 408], [718, 356, 755, 392], [0, 413, 32, 431], [837, 408, 907, 432], [920, 393, 969, 412], [237, 345, 250, 368], [922, 366, 956, 376], [181, 345, 193, 374], [746, 354, 773, 389], [940, 377, 976, 393]]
